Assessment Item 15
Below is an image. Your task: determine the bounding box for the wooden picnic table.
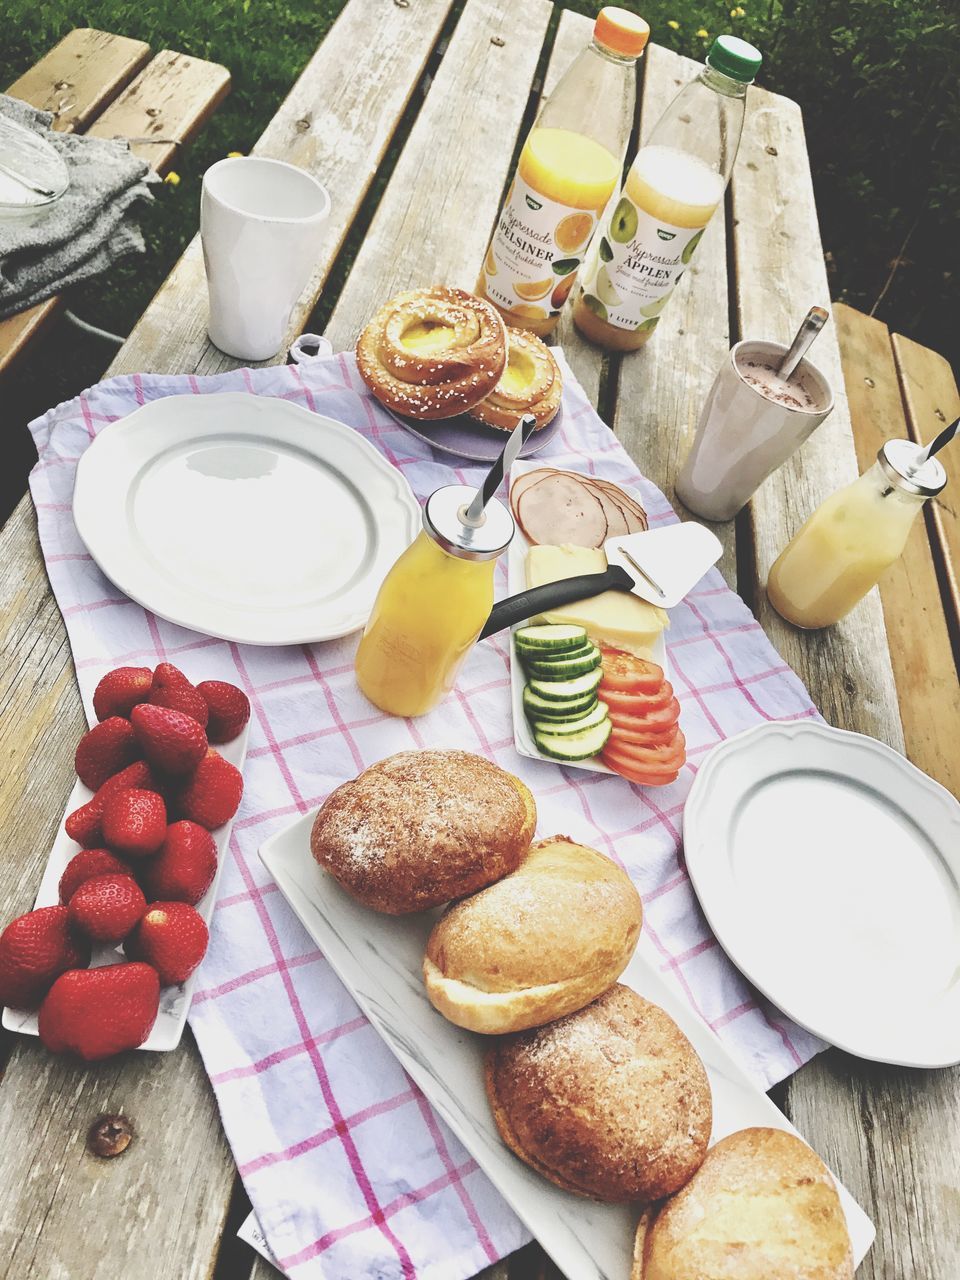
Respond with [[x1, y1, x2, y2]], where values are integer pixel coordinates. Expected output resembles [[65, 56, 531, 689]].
[[0, 2, 957, 1278]]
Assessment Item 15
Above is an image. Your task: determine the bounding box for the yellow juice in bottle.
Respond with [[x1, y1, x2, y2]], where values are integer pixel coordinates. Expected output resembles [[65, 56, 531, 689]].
[[477, 8, 648, 337]]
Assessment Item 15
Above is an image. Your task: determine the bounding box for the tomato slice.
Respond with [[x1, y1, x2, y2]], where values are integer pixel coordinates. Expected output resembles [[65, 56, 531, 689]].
[[597, 682, 673, 717], [604, 732, 686, 771], [602, 751, 680, 787], [598, 647, 664, 694], [607, 719, 681, 748], [602, 695, 681, 732]]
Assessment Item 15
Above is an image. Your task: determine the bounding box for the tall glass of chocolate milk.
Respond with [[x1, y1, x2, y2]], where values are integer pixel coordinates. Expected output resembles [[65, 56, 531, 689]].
[[676, 339, 834, 521]]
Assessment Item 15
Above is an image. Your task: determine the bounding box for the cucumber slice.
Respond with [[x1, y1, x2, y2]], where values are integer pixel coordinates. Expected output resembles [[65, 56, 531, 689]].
[[531, 703, 609, 737], [522, 687, 597, 720], [534, 718, 612, 760], [525, 646, 601, 680], [518, 640, 594, 666], [514, 624, 588, 652], [528, 669, 602, 702]]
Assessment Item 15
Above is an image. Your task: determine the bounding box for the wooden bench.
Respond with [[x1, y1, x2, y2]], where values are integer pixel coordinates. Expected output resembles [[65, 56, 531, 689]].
[[0, 28, 231, 378]]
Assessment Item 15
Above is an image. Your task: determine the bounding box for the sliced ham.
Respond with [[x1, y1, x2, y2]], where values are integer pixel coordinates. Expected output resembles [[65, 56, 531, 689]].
[[591, 478, 648, 531], [581, 479, 630, 537], [517, 473, 608, 548], [509, 468, 555, 526]]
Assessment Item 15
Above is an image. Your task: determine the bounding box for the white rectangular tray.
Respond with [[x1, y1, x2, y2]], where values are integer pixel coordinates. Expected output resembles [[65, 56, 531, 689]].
[[2, 725, 248, 1051], [507, 461, 669, 776], [260, 813, 875, 1279]]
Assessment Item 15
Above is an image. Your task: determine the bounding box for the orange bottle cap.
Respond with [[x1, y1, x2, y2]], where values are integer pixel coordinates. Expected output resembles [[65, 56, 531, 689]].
[[594, 7, 650, 58]]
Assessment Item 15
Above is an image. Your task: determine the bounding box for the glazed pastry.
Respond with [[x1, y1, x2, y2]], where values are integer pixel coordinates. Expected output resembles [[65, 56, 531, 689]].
[[468, 328, 563, 431], [356, 287, 507, 420]]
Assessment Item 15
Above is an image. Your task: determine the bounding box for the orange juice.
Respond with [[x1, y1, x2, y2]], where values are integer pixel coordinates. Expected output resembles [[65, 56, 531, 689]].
[[477, 8, 648, 337]]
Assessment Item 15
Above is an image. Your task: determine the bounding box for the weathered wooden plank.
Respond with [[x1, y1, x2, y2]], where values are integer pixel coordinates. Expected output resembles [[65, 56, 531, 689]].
[[6, 28, 151, 133], [0, 506, 236, 1280], [1, 30, 152, 379], [610, 44, 737, 588], [88, 48, 231, 173], [730, 87, 903, 746], [106, 0, 457, 379], [891, 332, 960, 642], [324, 0, 552, 352], [835, 303, 960, 797]]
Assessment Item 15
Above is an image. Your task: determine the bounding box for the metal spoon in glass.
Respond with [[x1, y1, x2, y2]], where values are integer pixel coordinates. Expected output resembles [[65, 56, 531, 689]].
[[777, 305, 829, 381]]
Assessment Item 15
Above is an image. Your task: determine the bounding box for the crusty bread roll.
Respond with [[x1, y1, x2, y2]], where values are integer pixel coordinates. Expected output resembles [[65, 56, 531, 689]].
[[356, 287, 506, 420], [632, 1127, 854, 1280], [423, 836, 641, 1033], [467, 328, 562, 431], [310, 750, 536, 914], [485, 983, 711, 1202]]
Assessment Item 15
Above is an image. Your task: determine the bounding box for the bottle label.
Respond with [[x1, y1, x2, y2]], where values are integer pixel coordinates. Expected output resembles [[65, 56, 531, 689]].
[[482, 171, 600, 322], [580, 195, 708, 333]]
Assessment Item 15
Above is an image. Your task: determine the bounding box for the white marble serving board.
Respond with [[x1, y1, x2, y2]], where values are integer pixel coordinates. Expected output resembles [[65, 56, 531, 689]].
[[507, 461, 669, 777], [2, 725, 248, 1051], [261, 813, 875, 1279]]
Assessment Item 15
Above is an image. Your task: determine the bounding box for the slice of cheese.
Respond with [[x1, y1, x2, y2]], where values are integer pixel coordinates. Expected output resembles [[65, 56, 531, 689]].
[[525, 544, 668, 658]]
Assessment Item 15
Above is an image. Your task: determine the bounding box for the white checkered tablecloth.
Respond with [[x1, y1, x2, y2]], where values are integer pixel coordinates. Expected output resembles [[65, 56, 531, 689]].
[[28, 352, 824, 1279]]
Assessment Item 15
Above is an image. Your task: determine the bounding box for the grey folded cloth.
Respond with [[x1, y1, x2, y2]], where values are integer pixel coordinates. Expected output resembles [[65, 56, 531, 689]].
[[0, 95, 158, 318]]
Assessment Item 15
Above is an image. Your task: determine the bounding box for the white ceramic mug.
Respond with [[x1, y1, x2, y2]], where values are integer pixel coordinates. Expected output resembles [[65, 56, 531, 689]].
[[201, 157, 331, 362], [676, 338, 834, 522]]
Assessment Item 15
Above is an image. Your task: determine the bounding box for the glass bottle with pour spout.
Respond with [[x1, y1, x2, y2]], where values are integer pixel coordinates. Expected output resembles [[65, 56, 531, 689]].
[[766, 440, 947, 629], [355, 486, 515, 717]]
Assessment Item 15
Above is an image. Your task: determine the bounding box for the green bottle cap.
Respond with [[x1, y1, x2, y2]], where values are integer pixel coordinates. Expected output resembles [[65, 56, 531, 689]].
[[707, 35, 762, 82]]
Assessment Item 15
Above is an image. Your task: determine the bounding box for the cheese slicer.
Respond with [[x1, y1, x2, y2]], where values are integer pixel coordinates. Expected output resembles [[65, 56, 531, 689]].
[[479, 521, 722, 639]]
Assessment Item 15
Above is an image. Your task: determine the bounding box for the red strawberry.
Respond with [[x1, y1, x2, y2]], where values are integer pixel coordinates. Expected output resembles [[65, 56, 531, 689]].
[[197, 680, 250, 743], [59, 849, 133, 905], [92, 666, 153, 721], [39, 963, 159, 1060], [0, 907, 91, 1009], [141, 821, 217, 905], [131, 703, 207, 776], [176, 749, 243, 829], [74, 717, 140, 791], [126, 902, 209, 985], [101, 788, 167, 858], [64, 760, 159, 846], [68, 874, 147, 944], [148, 663, 209, 728]]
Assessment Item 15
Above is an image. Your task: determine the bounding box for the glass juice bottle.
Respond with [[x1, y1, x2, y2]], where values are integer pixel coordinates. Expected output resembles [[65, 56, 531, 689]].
[[766, 440, 947, 629], [476, 6, 648, 338], [574, 34, 761, 351], [355, 486, 514, 717]]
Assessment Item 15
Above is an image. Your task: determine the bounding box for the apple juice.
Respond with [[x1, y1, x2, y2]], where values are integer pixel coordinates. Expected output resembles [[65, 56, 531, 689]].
[[574, 35, 761, 351]]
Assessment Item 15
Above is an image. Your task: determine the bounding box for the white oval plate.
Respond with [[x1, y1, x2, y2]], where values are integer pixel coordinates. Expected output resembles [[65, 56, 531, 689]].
[[684, 720, 960, 1067], [73, 393, 421, 645]]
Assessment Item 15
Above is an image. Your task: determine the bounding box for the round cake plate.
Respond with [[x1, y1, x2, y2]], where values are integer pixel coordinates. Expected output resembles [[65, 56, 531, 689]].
[[385, 402, 564, 462], [683, 719, 960, 1067], [73, 393, 421, 645]]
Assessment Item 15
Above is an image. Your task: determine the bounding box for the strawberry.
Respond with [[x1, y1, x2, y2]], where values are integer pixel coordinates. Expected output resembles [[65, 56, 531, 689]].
[[74, 717, 140, 791], [148, 663, 209, 728], [68, 874, 147, 944], [197, 680, 250, 743], [92, 666, 153, 721], [39, 963, 159, 1060], [126, 902, 209, 985], [176, 749, 243, 829], [64, 760, 158, 846], [101, 788, 167, 858], [141, 821, 217, 905], [131, 703, 207, 776], [59, 849, 133, 905], [0, 906, 91, 1009]]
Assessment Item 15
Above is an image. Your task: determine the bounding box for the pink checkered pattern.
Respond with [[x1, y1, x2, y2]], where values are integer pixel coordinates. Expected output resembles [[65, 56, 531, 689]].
[[28, 352, 824, 1280]]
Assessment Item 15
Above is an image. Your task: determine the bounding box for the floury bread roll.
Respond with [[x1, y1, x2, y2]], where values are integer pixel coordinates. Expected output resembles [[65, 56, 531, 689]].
[[310, 750, 536, 914], [485, 984, 711, 1203], [632, 1127, 854, 1280], [423, 837, 641, 1033]]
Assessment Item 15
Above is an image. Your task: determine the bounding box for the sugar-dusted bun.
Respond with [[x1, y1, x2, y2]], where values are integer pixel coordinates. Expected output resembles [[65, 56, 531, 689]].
[[485, 984, 711, 1203], [356, 287, 507, 420], [468, 328, 563, 431], [634, 1127, 854, 1280], [310, 750, 536, 914], [423, 836, 641, 1034]]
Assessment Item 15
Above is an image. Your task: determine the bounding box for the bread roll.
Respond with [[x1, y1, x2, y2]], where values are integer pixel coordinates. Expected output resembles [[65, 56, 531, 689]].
[[633, 1126, 854, 1279], [485, 984, 711, 1202], [424, 836, 641, 1033], [310, 750, 536, 914]]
